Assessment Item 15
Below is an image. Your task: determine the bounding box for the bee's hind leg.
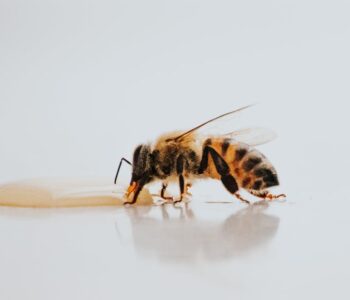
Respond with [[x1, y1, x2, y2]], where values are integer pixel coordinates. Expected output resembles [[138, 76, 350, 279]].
[[222, 174, 250, 204], [199, 146, 250, 204], [249, 190, 286, 201], [233, 192, 251, 204]]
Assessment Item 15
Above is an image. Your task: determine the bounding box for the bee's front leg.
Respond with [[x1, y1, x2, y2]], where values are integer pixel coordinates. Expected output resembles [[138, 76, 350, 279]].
[[160, 183, 174, 201]]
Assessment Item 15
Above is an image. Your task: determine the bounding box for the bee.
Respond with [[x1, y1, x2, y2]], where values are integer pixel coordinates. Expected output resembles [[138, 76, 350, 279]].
[[114, 105, 285, 205]]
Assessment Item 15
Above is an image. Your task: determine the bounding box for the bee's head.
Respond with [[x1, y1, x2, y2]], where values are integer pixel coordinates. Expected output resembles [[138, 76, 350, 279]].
[[126, 144, 153, 196]]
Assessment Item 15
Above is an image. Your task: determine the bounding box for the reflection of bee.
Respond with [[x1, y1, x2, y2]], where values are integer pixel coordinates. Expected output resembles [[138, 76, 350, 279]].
[[114, 105, 286, 205], [120, 203, 280, 262]]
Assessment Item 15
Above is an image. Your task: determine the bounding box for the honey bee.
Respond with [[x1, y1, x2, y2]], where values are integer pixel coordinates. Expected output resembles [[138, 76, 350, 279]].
[[114, 105, 285, 205]]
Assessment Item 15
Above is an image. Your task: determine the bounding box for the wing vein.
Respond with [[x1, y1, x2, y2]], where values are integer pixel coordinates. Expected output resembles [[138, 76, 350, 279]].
[[167, 104, 255, 142]]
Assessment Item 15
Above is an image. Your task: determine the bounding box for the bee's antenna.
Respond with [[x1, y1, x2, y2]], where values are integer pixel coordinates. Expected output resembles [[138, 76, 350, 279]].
[[114, 157, 132, 184]]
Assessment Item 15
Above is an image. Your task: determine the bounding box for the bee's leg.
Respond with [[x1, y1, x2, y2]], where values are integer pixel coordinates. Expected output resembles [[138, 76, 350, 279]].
[[234, 192, 251, 204], [249, 190, 286, 201], [199, 146, 250, 204], [160, 183, 167, 197], [174, 155, 186, 204], [173, 175, 185, 204], [160, 183, 173, 201], [185, 183, 192, 196]]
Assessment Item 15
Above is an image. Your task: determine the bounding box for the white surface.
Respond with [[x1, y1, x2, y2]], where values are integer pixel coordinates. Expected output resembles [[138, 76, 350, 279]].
[[0, 195, 349, 300], [0, 0, 349, 299]]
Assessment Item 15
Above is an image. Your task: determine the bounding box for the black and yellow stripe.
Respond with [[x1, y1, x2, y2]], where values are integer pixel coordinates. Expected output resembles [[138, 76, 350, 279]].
[[202, 137, 279, 191]]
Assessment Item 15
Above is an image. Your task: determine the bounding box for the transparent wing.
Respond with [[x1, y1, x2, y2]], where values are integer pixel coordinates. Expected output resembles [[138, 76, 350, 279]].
[[167, 104, 277, 146], [221, 127, 277, 146], [167, 104, 255, 142]]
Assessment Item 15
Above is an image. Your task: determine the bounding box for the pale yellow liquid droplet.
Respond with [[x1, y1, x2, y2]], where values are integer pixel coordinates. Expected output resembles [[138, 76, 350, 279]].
[[0, 178, 153, 207]]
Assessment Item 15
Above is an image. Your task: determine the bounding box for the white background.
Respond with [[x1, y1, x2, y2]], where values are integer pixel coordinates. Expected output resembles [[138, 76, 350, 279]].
[[1, 0, 349, 186], [0, 1, 349, 299]]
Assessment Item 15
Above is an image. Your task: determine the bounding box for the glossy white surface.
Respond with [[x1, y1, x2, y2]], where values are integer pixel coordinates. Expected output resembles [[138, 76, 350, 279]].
[[0, 186, 349, 300]]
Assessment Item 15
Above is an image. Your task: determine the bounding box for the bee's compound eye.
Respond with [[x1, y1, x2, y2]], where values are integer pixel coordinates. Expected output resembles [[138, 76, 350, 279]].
[[132, 145, 143, 165], [132, 144, 152, 178]]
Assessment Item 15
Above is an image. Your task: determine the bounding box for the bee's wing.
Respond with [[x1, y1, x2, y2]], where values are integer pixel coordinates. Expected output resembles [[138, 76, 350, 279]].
[[220, 127, 277, 146], [167, 104, 255, 142]]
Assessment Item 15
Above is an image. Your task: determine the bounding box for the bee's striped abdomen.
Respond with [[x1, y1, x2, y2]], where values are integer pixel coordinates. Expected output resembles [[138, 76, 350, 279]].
[[203, 137, 279, 191], [234, 147, 279, 191]]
